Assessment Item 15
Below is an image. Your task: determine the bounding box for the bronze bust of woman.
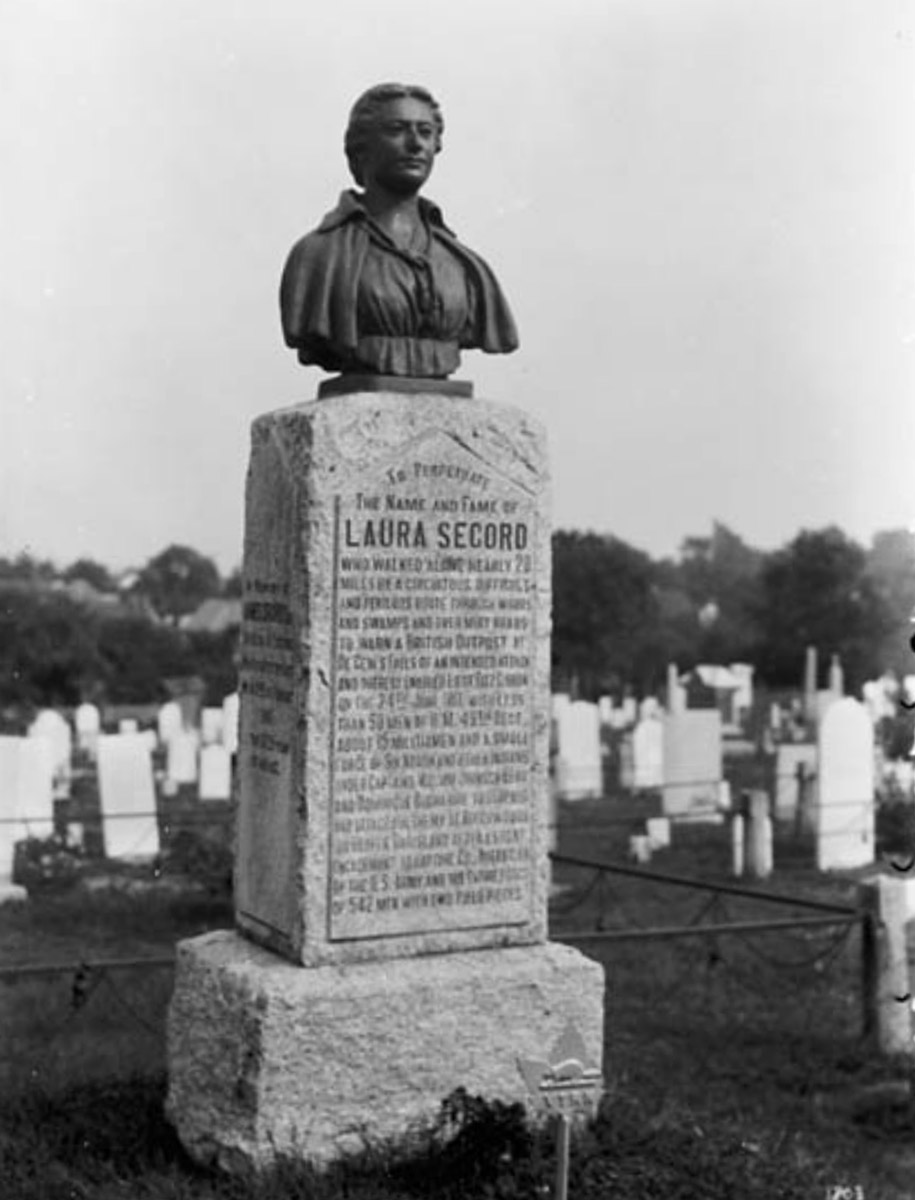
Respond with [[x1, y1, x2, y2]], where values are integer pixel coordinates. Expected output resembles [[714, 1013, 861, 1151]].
[[279, 84, 519, 382]]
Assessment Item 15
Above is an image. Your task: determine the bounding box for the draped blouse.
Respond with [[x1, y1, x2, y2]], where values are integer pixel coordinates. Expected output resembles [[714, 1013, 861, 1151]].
[[354, 217, 473, 377], [280, 191, 518, 379]]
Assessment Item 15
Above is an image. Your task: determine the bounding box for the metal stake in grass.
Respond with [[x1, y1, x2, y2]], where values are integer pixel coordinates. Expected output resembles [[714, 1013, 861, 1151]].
[[554, 1112, 572, 1200], [518, 1023, 603, 1200]]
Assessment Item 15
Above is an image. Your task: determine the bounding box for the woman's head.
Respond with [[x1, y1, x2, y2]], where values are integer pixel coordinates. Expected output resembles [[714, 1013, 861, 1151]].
[[345, 84, 444, 188]]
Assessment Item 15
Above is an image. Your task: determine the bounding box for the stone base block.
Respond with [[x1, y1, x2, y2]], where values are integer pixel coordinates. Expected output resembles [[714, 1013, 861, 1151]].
[[166, 931, 605, 1172], [0, 883, 26, 905]]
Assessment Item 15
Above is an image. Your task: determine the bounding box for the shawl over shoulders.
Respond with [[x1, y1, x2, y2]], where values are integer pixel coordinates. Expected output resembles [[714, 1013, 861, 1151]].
[[279, 192, 518, 374]]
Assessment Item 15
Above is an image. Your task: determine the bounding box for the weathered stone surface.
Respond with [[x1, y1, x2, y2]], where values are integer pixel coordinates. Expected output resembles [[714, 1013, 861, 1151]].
[[235, 391, 551, 966], [166, 930, 605, 1171]]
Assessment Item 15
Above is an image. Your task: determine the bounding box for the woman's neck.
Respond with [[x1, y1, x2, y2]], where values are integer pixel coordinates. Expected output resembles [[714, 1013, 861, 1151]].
[[361, 187, 424, 249]]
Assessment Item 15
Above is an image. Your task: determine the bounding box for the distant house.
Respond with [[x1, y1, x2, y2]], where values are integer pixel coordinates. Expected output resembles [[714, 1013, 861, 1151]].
[[180, 598, 243, 634]]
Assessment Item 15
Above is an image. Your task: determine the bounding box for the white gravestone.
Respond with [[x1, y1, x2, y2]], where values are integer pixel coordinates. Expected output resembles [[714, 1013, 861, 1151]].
[[816, 698, 875, 871], [554, 701, 602, 801], [646, 816, 671, 850], [632, 718, 663, 790], [167, 731, 200, 785], [158, 700, 183, 746], [28, 709, 72, 799], [0, 736, 55, 901], [0, 739, 26, 901], [118, 718, 139, 734], [96, 733, 160, 859], [75, 702, 101, 757], [199, 744, 232, 801], [661, 711, 722, 819]]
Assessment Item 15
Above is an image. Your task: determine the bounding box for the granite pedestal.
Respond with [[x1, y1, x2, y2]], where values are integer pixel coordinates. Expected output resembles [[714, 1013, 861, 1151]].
[[166, 388, 605, 1169]]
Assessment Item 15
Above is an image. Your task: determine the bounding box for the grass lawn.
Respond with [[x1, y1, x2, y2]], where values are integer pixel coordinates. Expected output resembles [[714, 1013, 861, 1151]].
[[1, 794, 913, 1198]]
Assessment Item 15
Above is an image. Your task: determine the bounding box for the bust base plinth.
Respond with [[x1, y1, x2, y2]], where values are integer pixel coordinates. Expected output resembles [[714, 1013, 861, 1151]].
[[166, 931, 605, 1173], [317, 373, 473, 399]]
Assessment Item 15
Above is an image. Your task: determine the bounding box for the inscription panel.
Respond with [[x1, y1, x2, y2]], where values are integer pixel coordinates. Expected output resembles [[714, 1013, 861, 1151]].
[[328, 442, 538, 940]]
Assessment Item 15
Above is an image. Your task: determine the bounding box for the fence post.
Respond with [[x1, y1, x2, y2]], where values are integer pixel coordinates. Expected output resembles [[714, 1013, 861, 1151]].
[[859, 875, 913, 1055]]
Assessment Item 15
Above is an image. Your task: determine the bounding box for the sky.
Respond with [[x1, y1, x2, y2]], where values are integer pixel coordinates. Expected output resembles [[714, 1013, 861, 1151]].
[[2, 0, 914, 574]]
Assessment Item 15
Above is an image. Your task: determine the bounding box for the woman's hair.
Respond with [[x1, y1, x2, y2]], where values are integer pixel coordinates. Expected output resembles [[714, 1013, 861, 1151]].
[[344, 83, 444, 185]]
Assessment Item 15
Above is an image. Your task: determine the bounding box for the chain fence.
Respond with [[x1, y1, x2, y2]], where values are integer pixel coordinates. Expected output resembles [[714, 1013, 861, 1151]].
[[0, 763, 912, 1109]]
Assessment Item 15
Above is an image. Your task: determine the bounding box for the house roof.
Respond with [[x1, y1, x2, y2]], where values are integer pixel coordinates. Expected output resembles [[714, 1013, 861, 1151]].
[[180, 598, 242, 633]]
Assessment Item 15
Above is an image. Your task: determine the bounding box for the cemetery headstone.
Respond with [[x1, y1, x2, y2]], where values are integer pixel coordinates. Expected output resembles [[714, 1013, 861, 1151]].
[[96, 733, 159, 859], [166, 731, 200, 786], [75, 702, 101, 757], [646, 816, 671, 850], [661, 710, 722, 819], [628, 834, 652, 864], [803, 645, 818, 723], [118, 718, 139, 734], [28, 708, 72, 799], [632, 717, 663, 790], [816, 698, 874, 870], [0, 736, 54, 902], [157, 700, 183, 746], [554, 701, 602, 801], [828, 653, 844, 697], [199, 744, 232, 801]]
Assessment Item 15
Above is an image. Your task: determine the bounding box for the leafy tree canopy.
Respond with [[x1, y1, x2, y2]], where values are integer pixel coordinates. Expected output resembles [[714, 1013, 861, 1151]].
[[135, 544, 222, 623]]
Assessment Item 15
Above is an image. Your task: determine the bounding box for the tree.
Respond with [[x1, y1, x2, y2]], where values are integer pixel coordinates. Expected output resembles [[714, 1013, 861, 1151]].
[[62, 557, 116, 593], [136, 545, 222, 623], [0, 552, 57, 584], [96, 617, 197, 702], [755, 526, 894, 687], [865, 529, 915, 674], [551, 531, 662, 697], [0, 589, 104, 708]]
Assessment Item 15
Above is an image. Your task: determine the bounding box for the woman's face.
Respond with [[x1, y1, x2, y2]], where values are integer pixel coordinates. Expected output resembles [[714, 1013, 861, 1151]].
[[358, 96, 438, 195]]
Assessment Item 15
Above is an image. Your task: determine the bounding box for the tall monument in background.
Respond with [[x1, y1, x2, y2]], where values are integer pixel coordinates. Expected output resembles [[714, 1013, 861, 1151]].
[[166, 83, 604, 1171]]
